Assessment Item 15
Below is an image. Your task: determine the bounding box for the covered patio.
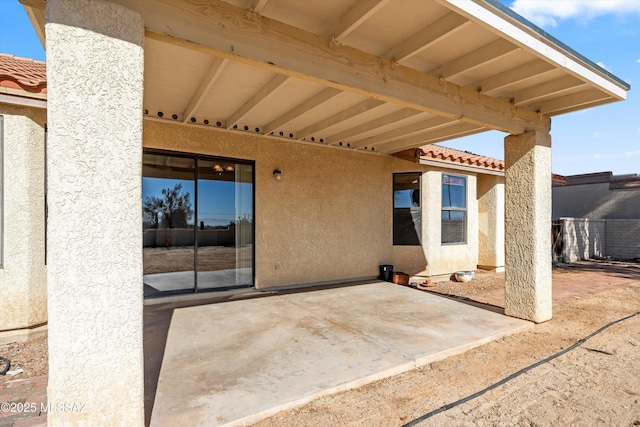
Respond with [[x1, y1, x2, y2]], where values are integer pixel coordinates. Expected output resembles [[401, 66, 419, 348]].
[[144, 281, 532, 426], [19, 0, 629, 425]]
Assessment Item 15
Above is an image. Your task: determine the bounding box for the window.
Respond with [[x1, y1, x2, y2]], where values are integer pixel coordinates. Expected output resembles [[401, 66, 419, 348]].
[[142, 151, 254, 297], [441, 174, 466, 244], [393, 172, 421, 245]]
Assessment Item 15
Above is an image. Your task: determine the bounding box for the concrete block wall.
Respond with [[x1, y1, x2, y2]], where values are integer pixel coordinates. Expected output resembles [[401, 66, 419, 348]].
[[558, 218, 640, 262], [605, 219, 640, 260], [561, 218, 605, 263]]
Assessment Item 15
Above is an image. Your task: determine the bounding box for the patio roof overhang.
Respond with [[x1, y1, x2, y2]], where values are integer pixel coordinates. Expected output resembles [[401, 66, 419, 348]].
[[22, 0, 629, 155]]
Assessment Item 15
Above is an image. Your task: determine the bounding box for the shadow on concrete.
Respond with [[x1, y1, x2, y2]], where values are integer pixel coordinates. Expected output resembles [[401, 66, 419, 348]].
[[142, 280, 375, 426], [417, 289, 505, 315]]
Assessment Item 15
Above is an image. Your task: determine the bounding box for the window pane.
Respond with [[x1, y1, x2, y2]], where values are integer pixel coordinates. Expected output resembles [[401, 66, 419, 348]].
[[393, 173, 421, 245], [442, 175, 466, 208], [142, 154, 196, 295], [441, 210, 466, 244], [197, 160, 253, 290]]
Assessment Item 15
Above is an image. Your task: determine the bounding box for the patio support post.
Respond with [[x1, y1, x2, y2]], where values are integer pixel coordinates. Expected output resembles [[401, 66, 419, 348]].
[[45, 0, 145, 425], [504, 130, 552, 323]]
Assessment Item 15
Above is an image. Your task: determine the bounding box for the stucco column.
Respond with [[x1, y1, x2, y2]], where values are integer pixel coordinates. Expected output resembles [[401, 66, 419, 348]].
[[504, 131, 552, 323], [0, 109, 47, 332], [477, 174, 505, 272], [45, 0, 144, 425]]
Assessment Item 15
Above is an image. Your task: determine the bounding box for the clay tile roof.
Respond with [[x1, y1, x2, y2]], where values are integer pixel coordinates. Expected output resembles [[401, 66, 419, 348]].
[[419, 144, 505, 171], [0, 54, 47, 94]]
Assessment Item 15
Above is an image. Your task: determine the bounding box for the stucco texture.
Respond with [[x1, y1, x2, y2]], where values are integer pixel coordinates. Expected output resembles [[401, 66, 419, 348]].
[[46, 0, 145, 425], [419, 168, 479, 277], [0, 104, 47, 331], [477, 174, 505, 271], [144, 122, 483, 286], [504, 131, 552, 323], [146, 121, 395, 288]]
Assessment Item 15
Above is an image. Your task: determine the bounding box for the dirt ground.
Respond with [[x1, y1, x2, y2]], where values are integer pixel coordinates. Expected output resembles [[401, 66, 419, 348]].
[[2, 262, 640, 426], [254, 263, 640, 427], [143, 245, 252, 274]]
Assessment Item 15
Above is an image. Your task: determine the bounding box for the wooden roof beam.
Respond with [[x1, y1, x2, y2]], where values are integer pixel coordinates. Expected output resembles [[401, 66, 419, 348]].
[[327, 108, 423, 145], [331, 0, 391, 42], [296, 98, 385, 139], [350, 115, 452, 149], [121, 0, 550, 134], [513, 76, 588, 106], [479, 60, 556, 94], [436, 0, 627, 99], [182, 57, 228, 123], [538, 89, 612, 115], [376, 122, 483, 154], [385, 12, 470, 64], [430, 38, 520, 80], [226, 73, 290, 129], [262, 87, 342, 135], [251, 0, 269, 14]]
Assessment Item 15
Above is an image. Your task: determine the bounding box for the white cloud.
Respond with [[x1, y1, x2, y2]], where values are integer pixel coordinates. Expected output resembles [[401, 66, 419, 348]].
[[596, 61, 612, 72], [626, 150, 640, 156], [509, 0, 640, 28], [637, 58, 640, 64]]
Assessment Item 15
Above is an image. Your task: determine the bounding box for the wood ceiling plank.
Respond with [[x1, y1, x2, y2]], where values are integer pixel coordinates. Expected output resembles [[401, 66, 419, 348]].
[[182, 57, 229, 123], [350, 116, 452, 148], [296, 98, 385, 139], [331, 0, 392, 42], [436, 0, 627, 99], [479, 60, 556, 94], [327, 108, 423, 144], [24, 0, 627, 137], [385, 12, 470, 64], [262, 87, 342, 134], [539, 89, 612, 115], [430, 38, 520, 80], [131, 0, 549, 135], [376, 122, 483, 153], [513, 76, 587, 105], [226, 73, 290, 128]]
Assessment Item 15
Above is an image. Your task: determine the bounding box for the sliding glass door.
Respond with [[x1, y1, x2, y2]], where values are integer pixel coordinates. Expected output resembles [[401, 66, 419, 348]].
[[142, 151, 254, 297]]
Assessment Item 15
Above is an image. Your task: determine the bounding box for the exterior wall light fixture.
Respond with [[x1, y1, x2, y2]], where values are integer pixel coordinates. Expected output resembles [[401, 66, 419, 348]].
[[273, 169, 282, 181]]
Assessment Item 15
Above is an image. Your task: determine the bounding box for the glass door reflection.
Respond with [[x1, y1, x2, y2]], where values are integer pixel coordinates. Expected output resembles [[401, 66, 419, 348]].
[[196, 160, 254, 290], [142, 151, 254, 297], [142, 154, 196, 294]]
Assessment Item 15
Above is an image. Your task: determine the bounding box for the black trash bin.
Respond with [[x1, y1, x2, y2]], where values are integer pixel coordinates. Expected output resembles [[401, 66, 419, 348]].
[[379, 264, 394, 282]]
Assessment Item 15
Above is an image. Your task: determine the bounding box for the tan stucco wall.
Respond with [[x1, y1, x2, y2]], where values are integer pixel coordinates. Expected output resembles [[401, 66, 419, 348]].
[[0, 104, 47, 331], [144, 121, 417, 287], [419, 168, 479, 277], [145, 120, 483, 285], [46, 0, 145, 424], [477, 174, 505, 271]]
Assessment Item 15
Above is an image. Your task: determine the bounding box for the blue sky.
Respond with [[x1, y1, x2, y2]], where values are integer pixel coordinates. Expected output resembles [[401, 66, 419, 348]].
[[1, 0, 638, 176]]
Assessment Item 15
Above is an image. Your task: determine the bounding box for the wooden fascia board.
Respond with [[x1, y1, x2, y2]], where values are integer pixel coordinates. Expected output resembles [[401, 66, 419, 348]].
[[437, 0, 628, 100], [116, 0, 549, 135]]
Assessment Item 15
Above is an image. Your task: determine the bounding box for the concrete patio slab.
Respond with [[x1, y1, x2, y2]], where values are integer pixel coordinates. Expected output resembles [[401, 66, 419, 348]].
[[149, 282, 532, 427]]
